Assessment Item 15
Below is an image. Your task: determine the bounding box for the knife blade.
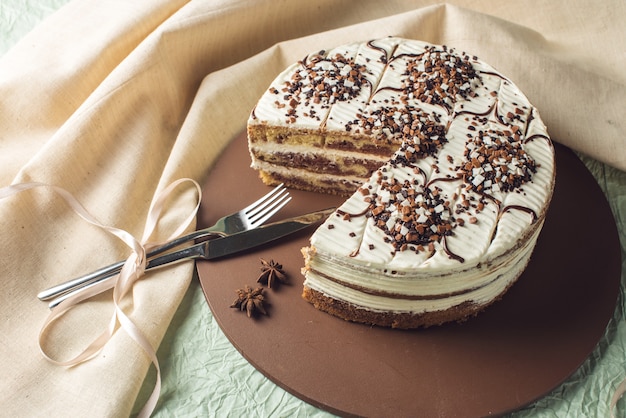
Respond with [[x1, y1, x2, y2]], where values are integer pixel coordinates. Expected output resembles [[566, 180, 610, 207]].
[[47, 207, 335, 309], [145, 206, 335, 268]]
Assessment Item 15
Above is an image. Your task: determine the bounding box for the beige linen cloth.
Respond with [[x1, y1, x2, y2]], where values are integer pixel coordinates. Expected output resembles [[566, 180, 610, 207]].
[[1, 0, 624, 416]]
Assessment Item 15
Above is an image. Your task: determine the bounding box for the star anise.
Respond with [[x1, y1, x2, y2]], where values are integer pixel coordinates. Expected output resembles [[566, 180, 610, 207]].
[[230, 286, 268, 318], [257, 258, 288, 288]]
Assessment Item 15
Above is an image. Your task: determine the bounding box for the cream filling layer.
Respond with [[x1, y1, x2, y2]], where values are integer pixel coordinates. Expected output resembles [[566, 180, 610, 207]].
[[251, 159, 370, 186]]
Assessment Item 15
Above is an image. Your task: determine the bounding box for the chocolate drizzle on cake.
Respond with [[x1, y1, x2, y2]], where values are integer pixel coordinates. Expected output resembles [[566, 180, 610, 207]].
[[367, 39, 394, 64], [501, 204, 538, 223]]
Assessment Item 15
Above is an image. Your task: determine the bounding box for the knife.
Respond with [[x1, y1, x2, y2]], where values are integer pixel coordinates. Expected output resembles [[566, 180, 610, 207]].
[[145, 206, 334, 268], [46, 207, 335, 309]]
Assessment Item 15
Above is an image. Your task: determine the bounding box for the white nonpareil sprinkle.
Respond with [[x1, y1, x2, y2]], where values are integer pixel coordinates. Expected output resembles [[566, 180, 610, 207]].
[[472, 174, 485, 186], [417, 213, 429, 223], [386, 217, 396, 231]]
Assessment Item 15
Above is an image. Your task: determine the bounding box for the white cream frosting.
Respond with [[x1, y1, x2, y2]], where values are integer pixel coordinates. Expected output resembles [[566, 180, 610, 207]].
[[248, 37, 555, 320], [304, 224, 542, 314]]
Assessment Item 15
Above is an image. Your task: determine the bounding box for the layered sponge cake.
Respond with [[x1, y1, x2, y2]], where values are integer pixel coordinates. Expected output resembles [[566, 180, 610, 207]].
[[247, 37, 555, 328]]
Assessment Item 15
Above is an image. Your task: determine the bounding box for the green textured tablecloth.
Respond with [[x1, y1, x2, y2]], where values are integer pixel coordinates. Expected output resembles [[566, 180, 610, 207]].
[[3, 2, 624, 417]]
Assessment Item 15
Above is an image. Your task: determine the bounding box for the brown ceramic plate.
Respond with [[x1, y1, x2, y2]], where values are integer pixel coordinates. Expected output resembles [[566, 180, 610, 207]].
[[197, 131, 621, 417]]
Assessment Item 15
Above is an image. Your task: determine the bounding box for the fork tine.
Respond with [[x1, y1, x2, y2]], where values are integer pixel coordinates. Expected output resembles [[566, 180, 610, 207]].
[[248, 194, 292, 228], [243, 183, 285, 212], [245, 186, 289, 219]]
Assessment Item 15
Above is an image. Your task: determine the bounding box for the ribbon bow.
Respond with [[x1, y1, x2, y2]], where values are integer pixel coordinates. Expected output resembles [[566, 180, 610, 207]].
[[0, 179, 202, 417]]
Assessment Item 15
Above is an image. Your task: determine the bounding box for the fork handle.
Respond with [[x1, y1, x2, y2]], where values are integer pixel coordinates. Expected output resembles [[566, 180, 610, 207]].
[[37, 229, 222, 301], [47, 242, 206, 309]]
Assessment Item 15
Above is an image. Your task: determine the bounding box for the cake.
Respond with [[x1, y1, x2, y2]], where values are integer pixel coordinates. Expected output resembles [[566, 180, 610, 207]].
[[247, 37, 555, 328]]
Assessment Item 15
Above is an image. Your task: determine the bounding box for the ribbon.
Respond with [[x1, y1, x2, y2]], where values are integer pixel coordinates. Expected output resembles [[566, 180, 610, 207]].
[[0, 179, 202, 417], [611, 375, 626, 418]]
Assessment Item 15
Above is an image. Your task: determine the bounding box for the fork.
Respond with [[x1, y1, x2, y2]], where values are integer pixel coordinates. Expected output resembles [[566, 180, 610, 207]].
[[37, 183, 291, 301]]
